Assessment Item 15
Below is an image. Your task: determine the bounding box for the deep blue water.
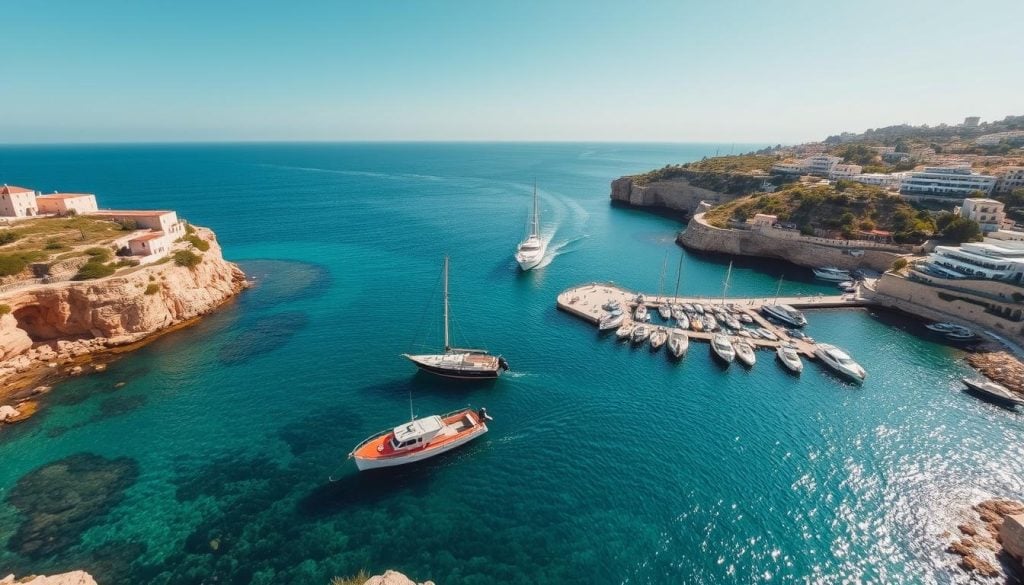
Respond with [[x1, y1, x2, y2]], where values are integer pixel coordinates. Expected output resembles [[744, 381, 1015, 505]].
[[0, 143, 1022, 585]]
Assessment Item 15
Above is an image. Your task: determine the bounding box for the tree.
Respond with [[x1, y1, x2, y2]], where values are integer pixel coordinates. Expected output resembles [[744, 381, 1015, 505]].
[[966, 190, 987, 199], [891, 258, 908, 272], [940, 217, 982, 243]]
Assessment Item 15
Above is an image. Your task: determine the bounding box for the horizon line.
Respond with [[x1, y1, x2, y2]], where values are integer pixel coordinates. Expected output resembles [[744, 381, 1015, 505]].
[[0, 138, 784, 148]]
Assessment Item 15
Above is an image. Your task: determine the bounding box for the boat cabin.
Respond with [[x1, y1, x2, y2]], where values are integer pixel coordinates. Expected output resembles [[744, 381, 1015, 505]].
[[389, 416, 444, 451]]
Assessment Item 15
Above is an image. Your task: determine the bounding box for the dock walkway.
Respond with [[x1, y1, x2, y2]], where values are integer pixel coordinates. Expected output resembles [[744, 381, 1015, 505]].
[[556, 282, 875, 357]]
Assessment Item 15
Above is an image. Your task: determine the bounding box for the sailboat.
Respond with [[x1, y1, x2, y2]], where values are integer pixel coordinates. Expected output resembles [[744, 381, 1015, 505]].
[[667, 250, 689, 359], [515, 183, 547, 271], [403, 257, 509, 379], [657, 252, 672, 320]]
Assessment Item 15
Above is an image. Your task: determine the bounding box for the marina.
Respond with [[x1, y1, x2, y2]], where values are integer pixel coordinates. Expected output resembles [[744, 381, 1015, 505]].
[[557, 282, 873, 359]]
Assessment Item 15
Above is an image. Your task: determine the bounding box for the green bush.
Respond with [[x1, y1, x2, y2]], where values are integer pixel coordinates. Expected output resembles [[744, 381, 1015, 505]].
[[0, 254, 29, 277], [84, 247, 113, 262], [0, 231, 20, 245], [174, 250, 202, 268], [73, 260, 116, 280], [144, 283, 160, 295], [115, 219, 138, 231], [185, 223, 196, 235], [0, 304, 11, 315], [115, 258, 140, 268], [891, 258, 909, 272], [186, 234, 210, 252], [44, 239, 67, 250]]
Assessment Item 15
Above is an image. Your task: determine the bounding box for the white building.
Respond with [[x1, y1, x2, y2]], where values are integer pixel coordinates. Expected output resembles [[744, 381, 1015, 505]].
[[988, 230, 1024, 242], [847, 172, 905, 190], [976, 130, 1024, 146], [0, 185, 39, 218], [958, 198, 1006, 233], [830, 163, 862, 178], [805, 155, 842, 176], [771, 162, 804, 175], [922, 237, 1024, 284], [90, 210, 185, 238], [127, 231, 172, 258], [996, 167, 1024, 194], [36, 193, 99, 216], [899, 166, 998, 198]]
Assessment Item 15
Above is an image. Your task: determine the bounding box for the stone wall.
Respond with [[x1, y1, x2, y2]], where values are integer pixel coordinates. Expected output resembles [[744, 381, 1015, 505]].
[[610, 177, 736, 216], [678, 213, 904, 272], [872, 273, 1024, 344]]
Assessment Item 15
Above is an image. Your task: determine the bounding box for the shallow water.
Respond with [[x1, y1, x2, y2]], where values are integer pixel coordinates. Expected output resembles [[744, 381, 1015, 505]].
[[0, 143, 1022, 584]]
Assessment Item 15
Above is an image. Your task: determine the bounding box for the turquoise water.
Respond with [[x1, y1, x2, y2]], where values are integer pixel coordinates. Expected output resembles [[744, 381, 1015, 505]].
[[0, 143, 1022, 584]]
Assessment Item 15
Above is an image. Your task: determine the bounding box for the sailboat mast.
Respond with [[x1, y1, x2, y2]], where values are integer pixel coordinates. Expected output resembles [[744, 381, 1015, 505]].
[[721, 261, 733, 305], [659, 251, 668, 300], [531, 182, 539, 237], [443, 256, 450, 351], [673, 251, 684, 325]]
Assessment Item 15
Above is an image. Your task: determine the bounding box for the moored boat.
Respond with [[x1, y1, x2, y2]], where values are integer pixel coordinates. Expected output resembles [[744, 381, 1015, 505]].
[[760, 304, 807, 328], [634, 303, 648, 322], [961, 378, 1024, 408], [598, 310, 625, 331], [615, 322, 635, 340], [710, 333, 735, 364], [813, 267, 853, 282], [667, 328, 689, 358], [649, 328, 668, 350], [813, 343, 866, 383], [658, 303, 672, 320], [757, 328, 779, 341], [776, 345, 803, 374], [631, 324, 650, 344], [349, 407, 491, 471], [734, 341, 756, 368]]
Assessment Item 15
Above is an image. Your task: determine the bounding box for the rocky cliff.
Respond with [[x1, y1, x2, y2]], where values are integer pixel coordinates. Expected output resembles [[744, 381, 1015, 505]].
[[610, 176, 737, 217], [0, 226, 245, 402], [677, 213, 905, 272]]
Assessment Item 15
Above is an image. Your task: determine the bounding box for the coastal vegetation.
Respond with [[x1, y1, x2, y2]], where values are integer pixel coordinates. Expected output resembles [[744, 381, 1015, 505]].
[[704, 182, 939, 243], [144, 283, 161, 295], [629, 155, 787, 198], [0, 217, 128, 279], [174, 249, 202, 268], [330, 571, 370, 585]]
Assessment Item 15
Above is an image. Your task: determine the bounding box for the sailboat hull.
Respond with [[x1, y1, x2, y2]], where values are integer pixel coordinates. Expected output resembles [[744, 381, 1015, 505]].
[[516, 249, 546, 271], [403, 353, 504, 379]]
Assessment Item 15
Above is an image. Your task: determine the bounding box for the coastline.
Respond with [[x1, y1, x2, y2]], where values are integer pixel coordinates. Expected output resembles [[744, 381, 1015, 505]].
[[0, 226, 247, 425]]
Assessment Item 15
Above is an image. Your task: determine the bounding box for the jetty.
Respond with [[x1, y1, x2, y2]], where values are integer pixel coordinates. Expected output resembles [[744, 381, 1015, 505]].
[[556, 282, 875, 358]]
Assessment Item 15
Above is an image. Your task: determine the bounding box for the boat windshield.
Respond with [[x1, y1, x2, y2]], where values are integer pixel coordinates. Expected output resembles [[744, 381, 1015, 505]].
[[519, 242, 541, 251]]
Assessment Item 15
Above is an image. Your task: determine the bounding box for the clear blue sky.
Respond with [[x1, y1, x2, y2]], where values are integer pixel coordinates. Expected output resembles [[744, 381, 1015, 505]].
[[2, 0, 1022, 144]]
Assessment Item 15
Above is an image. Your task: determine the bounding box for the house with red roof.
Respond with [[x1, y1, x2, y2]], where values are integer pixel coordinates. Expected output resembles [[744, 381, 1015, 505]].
[[36, 192, 99, 215], [0, 185, 40, 218]]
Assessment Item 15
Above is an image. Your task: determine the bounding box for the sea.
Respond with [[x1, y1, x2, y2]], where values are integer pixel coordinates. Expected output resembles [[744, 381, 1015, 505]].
[[0, 143, 1021, 585]]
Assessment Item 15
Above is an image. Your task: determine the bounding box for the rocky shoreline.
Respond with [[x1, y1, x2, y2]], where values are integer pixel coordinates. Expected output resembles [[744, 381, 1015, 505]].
[[1, 572, 96, 585], [0, 226, 246, 426], [966, 351, 1024, 395], [945, 499, 1024, 579]]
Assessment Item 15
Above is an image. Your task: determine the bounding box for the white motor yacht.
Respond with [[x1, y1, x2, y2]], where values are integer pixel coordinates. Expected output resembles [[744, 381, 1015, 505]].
[[598, 310, 625, 331], [812, 267, 852, 282], [760, 304, 807, 328], [615, 322, 635, 340], [667, 328, 689, 358], [349, 407, 491, 471], [734, 341, 756, 367], [813, 343, 866, 383], [649, 328, 668, 350], [710, 334, 735, 364], [631, 324, 650, 344], [776, 345, 803, 374], [634, 303, 649, 322]]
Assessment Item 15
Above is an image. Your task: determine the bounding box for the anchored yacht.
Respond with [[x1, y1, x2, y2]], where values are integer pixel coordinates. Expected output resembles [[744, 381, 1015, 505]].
[[349, 407, 491, 471], [776, 345, 803, 374], [812, 267, 852, 282], [813, 343, 866, 383], [760, 304, 807, 328]]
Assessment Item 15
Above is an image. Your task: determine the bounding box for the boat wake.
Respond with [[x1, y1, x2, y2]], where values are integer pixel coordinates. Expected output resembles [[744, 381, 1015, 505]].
[[535, 233, 588, 269], [256, 163, 446, 183]]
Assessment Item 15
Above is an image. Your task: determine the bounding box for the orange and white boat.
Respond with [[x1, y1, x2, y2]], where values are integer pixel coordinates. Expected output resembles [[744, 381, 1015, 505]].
[[349, 407, 491, 471]]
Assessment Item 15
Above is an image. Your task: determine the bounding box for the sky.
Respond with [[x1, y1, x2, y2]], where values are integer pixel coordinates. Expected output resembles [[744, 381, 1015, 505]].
[[1, 0, 1023, 144]]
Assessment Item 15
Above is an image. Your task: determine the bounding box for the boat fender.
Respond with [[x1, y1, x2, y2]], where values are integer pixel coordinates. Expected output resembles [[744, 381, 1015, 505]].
[[377, 445, 384, 453]]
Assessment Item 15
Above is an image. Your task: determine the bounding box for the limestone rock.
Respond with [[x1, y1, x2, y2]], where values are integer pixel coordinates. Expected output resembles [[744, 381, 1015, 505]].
[[1001, 513, 1024, 564], [363, 570, 434, 585], [0, 404, 20, 421], [0, 313, 32, 361], [1, 571, 96, 585]]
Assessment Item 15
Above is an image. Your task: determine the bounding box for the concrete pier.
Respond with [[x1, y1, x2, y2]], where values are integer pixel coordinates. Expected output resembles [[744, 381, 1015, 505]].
[[556, 282, 875, 358]]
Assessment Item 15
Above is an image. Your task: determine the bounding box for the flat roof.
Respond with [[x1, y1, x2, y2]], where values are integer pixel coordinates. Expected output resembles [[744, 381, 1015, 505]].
[[1, 185, 34, 195], [91, 209, 174, 216], [393, 416, 443, 442], [37, 193, 94, 200], [129, 231, 166, 242]]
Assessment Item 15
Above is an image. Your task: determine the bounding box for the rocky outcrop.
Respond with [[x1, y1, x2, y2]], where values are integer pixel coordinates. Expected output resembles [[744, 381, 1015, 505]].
[[610, 176, 737, 217], [362, 571, 434, 585], [678, 213, 903, 272], [0, 572, 97, 585], [966, 352, 1024, 395], [0, 226, 246, 407], [946, 499, 1024, 578], [1002, 513, 1024, 567]]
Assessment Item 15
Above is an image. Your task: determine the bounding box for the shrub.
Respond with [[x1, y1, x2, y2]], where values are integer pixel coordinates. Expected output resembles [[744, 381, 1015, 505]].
[[44, 239, 66, 250], [0, 231, 19, 245], [84, 247, 113, 262], [330, 572, 369, 585], [185, 223, 196, 235], [144, 283, 160, 295], [115, 219, 138, 231], [891, 258, 908, 272], [115, 259, 140, 268], [186, 234, 210, 252], [0, 304, 11, 315], [174, 250, 202, 268], [0, 254, 29, 277], [73, 261, 116, 280]]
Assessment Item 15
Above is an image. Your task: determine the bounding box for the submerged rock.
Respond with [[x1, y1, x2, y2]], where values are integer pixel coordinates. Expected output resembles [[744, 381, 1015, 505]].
[[217, 311, 309, 365], [0, 571, 97, 585], [5, 453, 139, 559]]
